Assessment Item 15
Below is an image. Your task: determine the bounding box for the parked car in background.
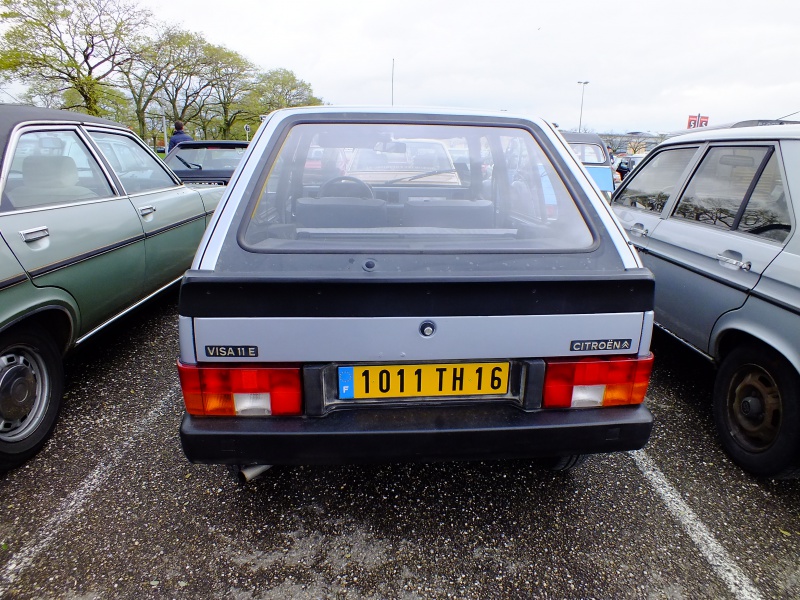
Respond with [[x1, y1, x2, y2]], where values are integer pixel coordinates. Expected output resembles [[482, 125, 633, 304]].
[[164, 140, 248, 186], [346, 138, 461, 186], [611, 124, 800, 477], [615, 153, 646, 180], [0, 104, 224, 470], [561, 131, 616, 200], [176, 106, 656, 478]]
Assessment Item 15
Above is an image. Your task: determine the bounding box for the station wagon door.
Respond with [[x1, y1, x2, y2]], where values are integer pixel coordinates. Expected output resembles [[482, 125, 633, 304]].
[[643, 144, 789, 351], [0, 127, 145, 334], [87, 130, 207, 294]]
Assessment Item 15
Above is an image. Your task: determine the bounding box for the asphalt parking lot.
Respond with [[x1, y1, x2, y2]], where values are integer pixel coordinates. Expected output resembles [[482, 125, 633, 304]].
[[0, 291, 798, 599]]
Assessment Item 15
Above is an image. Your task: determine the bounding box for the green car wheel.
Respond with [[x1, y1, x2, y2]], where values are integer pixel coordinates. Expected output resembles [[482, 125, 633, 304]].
[[0, 325, 63, 471]]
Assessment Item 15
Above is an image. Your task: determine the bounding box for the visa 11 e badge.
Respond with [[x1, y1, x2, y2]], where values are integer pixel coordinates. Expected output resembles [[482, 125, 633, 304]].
[[205, 346, 259, 358]]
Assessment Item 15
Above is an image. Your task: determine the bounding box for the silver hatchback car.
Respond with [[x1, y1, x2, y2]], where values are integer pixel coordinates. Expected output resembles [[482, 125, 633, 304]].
[[176, 106, 656, 476], [611, 124, 800, 477]]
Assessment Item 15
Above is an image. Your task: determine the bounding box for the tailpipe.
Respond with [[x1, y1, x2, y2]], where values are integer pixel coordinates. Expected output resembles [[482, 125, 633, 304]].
[[238, 464, 273, 482]]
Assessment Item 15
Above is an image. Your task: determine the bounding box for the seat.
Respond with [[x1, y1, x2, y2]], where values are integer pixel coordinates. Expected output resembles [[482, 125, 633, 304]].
[[295, 197, 388, 228], [6, 155, 97, 209], [403, 198, 493, 228]]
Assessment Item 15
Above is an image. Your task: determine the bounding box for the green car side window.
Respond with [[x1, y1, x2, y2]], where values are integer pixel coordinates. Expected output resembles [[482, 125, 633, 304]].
[[3, 130, 113, 211], [88, 131, 177, 194]]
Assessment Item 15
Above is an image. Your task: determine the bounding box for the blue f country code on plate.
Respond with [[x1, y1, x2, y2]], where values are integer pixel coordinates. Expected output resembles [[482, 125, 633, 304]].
[[338, 367, 355, 399]]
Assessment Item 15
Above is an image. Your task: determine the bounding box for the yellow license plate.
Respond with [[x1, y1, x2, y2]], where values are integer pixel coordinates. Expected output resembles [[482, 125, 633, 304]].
[[337, 362, 510, 399]]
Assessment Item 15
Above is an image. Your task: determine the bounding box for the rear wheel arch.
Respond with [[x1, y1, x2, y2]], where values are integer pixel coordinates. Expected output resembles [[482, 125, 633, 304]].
[[713, 327, 800, 377], [2, 307, 74, 356]]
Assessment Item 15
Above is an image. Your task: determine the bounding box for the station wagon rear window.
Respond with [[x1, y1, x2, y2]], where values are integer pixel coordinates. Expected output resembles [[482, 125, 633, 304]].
[[242, 123, 593, 252]]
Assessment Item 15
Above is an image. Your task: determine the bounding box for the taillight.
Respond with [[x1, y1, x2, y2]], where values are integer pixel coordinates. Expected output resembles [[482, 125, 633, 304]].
[[177, 362, 302, 416], [542, 354, 653, 408]]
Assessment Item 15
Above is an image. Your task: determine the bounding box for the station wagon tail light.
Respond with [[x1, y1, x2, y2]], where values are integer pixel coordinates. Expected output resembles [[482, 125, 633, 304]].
[[542, 354, 653, 409], [177, 362, 302, 416]]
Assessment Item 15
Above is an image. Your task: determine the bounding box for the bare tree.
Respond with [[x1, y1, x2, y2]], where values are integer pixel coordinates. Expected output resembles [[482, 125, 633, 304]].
[[119, 24, 185, 138], [204, 45, 256, 139], [157, 31, 216, 127]]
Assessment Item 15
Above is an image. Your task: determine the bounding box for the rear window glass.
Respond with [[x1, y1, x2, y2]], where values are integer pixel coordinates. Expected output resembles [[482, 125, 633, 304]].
[[165, 146, 246, 171], [242, 123, 593, 252], [569, 142, 606, 165]]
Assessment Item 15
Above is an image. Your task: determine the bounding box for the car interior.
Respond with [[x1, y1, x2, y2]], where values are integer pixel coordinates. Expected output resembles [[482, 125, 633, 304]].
[[243, 123, 594, 251]]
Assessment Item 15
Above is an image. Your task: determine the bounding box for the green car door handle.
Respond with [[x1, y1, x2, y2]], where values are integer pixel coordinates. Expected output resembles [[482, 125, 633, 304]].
[[18, 226, 49, 242]]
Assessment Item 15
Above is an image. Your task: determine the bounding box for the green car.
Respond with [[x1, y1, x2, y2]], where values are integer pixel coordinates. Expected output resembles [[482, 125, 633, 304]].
[[0, 105, 224, 470]]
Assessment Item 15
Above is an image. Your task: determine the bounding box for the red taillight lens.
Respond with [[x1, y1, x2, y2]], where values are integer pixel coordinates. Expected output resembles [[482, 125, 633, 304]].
[[542, 354, 653, 409], [177, 362, 302, 416]]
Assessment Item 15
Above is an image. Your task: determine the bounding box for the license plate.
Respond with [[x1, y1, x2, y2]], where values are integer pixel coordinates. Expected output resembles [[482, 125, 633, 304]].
[[338, 362, 510, 399]]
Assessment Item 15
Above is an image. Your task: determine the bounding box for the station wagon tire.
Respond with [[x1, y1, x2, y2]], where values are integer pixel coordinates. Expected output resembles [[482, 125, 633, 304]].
[[0, 326, 63, 471], [713, 344, 800, 478]]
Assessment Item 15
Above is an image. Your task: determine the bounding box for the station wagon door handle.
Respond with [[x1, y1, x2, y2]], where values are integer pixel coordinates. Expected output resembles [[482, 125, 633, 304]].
[[716, 252, 751, 271], [139, 205, 156, 216], [19, 226, 49, 242], [629, 223, 648, 237]]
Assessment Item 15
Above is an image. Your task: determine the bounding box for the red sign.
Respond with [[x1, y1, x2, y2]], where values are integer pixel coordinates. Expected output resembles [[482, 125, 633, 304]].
[[687, 115, 709, 128]]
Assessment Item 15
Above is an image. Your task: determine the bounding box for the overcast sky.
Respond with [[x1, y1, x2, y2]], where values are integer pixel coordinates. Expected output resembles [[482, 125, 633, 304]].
[[141, 0, 800, 134]]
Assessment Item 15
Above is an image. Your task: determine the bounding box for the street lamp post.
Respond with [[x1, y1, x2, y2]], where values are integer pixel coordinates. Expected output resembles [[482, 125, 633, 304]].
[[577, 81, 589, 132]]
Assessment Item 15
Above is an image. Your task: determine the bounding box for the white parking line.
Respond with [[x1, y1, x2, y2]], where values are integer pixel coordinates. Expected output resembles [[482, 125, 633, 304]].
[[632, 450, 764, 600], [0, 388, 178, 596]]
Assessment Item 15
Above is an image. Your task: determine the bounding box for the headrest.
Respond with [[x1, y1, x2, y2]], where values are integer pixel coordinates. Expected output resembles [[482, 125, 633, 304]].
[[23, 155, 79, 187]]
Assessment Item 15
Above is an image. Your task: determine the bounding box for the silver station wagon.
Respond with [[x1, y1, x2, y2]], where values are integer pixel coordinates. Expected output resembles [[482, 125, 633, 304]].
[[612, 124, 800, 477], [177, 106, 656, 475], [0, 104, 223, 470]]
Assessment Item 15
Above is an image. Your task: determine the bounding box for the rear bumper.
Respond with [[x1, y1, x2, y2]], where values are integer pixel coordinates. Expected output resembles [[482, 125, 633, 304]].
[[180, 404, 653, 465]]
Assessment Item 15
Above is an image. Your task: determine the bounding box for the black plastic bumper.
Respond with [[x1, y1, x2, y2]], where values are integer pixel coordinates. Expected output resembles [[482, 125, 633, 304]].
[[180, 404, 653, 465]]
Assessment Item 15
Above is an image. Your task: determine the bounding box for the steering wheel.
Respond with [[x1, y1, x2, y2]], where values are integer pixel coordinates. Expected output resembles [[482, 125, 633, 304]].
[[319, 175, 374, 199]]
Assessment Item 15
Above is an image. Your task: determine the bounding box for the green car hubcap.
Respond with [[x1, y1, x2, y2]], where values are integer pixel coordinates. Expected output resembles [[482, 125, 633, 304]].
[[0, 346, 49, 442]]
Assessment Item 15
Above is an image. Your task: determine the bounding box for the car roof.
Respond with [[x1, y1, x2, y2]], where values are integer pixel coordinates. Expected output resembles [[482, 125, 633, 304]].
[[0, 103, 122, 150], [267, 105, 554, 127], [560, 131, 606, 145], [170, 140, 248, 149], [664, 123, 800, 144]]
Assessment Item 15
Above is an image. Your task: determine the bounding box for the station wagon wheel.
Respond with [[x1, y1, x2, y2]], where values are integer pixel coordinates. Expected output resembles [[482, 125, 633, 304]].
[[713, 344, 800, 478], [319, 175, 374, 199], [0, 326, 63, 471]]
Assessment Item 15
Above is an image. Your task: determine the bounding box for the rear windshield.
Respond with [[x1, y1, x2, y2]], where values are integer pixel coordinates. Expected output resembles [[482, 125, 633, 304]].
[[568, 142, 607, 165], [165, 145, 246, 171], [242, 123, 593, 252]]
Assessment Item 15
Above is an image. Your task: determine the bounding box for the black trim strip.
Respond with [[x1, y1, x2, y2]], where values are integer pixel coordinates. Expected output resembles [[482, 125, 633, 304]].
[[28, 235, 144, 278], [0, 272, 28, 291], [179, 404, 653, 465], [179, 271, 654, 317], [144, 214, 205, 238]]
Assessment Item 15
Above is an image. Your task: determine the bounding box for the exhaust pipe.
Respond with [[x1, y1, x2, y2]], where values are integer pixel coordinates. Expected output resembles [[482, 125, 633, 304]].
[[238, 464, 272, 482]]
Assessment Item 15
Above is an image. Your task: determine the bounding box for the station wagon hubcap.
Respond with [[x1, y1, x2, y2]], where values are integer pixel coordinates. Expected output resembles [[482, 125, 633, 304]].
[[0, 347, 48, 442], [727, 365, 781, 452]]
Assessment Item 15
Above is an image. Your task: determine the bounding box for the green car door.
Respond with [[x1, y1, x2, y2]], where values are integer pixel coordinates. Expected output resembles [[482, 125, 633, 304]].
[[87, 130, 207, 294], [1, 127, 145, 336]]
